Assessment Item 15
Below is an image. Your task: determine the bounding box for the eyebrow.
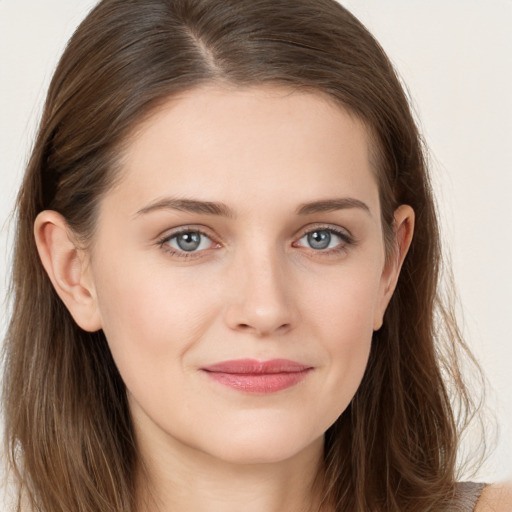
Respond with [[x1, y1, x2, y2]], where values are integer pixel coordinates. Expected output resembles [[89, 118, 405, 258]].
[[135, 196, 371, 218], [296, 198, 371, 216], [135, 198, 235, 218]]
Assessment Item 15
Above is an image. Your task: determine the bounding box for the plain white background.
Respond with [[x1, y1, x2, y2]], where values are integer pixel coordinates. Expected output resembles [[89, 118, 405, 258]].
[[1, 0, 511, 486]]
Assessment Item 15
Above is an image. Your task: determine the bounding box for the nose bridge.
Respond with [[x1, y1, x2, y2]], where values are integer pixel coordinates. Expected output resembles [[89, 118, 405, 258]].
[[225, 238, 296, 336]]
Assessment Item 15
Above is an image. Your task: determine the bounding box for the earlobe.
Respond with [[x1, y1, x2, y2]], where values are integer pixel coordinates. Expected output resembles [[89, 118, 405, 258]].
[[34, 210, 102, 332], [373, 204, 415, 331]]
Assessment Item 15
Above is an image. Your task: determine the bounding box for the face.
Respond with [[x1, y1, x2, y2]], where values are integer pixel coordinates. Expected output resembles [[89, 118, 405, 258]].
[[85, 85, 399, 465]]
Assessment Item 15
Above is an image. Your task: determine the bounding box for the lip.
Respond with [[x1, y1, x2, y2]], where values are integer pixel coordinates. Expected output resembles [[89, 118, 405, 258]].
[[201, 359, 313, 393]]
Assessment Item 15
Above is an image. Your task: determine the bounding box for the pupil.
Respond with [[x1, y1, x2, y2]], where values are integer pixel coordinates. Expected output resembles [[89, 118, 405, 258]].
[[308, 230, 331, 250], [177, 232, 201, 251]]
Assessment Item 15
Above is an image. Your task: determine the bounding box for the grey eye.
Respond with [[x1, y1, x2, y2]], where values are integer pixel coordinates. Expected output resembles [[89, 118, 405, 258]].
[[168, 231, 210, 252], [307, 230, 332, 250], [295, 228, 349, 252], [161, 229, 216, 256], [176, 232, 201, 251]]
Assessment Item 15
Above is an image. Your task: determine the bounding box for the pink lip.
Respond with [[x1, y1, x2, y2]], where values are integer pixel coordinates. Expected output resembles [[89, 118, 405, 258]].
[[201, 359, 313, 393]]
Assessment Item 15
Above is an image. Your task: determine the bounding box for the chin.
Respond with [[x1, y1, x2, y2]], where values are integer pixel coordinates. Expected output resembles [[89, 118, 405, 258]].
[[196, 425, 324, 466]]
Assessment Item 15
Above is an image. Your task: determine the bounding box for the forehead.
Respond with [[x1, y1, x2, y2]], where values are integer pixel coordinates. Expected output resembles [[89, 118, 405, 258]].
[[111, 85, 379, 214]]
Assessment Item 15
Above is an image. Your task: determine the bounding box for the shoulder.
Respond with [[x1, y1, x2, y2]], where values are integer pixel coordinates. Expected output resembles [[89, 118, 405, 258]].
[[475, 482, 512, 512]]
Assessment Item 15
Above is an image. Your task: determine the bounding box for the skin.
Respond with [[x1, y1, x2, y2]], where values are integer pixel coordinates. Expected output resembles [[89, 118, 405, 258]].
[[476, 484, 512, 512], [35, 85, 416, 511]]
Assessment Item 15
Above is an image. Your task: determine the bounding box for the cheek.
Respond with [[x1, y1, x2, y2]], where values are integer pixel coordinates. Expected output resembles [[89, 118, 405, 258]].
[[92, 255, 222, 394], [304, 260, 382, 341], [300, 264, 381, 420]]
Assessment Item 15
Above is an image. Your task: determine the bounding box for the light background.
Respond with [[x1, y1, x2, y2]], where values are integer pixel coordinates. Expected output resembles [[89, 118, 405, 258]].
[[1, 0, 511, 487]]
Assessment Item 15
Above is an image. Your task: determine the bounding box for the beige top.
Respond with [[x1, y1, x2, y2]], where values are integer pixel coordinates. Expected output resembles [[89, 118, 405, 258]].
[[452, 482, 486, 511]]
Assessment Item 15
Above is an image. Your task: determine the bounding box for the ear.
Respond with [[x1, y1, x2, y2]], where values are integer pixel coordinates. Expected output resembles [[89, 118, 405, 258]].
[[373, 204, 415, 331], [34, 210, 102, 332]]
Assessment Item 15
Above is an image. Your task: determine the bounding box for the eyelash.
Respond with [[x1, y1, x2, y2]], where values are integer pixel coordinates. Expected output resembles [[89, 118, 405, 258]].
[[293, 226, 355, 256], [157, 227, 219, 260], [157, 225, 355, 260]]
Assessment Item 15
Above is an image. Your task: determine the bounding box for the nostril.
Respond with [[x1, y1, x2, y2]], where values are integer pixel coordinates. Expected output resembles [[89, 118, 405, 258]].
[[236, 322, 292, 335]]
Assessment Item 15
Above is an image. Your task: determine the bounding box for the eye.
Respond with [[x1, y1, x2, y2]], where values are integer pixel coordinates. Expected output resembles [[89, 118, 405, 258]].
[[295, 227, 352, 252], [161, 229, 216, 254]]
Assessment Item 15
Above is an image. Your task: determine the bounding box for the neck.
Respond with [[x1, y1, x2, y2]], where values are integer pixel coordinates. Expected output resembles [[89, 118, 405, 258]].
[[134, 423, 327, 512]]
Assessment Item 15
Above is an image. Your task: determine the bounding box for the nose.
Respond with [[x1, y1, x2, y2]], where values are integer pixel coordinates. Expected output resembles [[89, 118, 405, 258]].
[[224, 248, 298, 337]]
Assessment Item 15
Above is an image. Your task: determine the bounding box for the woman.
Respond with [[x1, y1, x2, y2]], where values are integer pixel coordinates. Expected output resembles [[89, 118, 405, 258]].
[[2, 0, 511, 511]]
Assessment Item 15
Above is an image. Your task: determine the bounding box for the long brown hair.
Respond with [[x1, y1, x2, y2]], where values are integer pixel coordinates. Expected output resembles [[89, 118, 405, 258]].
[[2, 0, 482, 510]]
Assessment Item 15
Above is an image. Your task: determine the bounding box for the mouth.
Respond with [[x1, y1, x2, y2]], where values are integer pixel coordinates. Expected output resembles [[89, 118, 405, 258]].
[[201, 359, 313, 393]]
